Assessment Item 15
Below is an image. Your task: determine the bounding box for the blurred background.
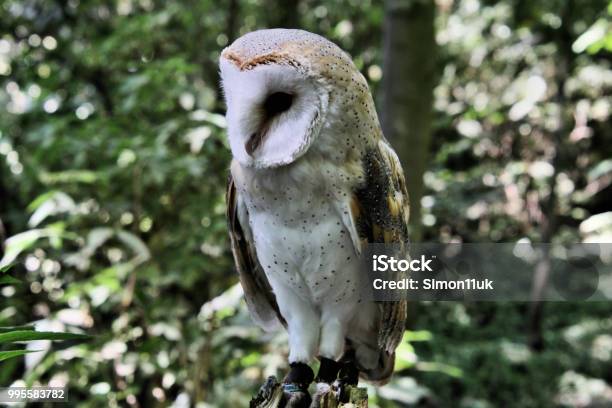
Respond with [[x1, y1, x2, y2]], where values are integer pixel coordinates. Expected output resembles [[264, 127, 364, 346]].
[[0, 0, 611, 406]]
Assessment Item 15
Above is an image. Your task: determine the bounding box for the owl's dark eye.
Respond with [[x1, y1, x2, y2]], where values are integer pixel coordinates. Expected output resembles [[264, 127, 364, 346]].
[[246, 92, 294, 156], [263, 92, 293, 118]]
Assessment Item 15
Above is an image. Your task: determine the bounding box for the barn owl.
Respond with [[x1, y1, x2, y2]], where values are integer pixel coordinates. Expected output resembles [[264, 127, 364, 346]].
[[221, 29, 409, 406]]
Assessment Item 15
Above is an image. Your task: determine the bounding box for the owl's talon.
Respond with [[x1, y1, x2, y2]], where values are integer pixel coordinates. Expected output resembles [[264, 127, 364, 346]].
[[311, 382, 336, 407], [315, 382, 331, 393], [336, 380, 352, 404], [278, 362, 314, 408], [315, 357, 342, 384], [283, 362, 314, 389], [338, 355, 359, 386], [337, 355, 360, 403], [280, 384, 312, 408]]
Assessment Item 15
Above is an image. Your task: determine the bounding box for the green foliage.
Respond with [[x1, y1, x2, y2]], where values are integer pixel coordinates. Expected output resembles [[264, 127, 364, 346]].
[[0, 275, 20, 285], [0, 349, 39, 362], [0, 269, 90, 365], [0, 330, 90, 344], [0, 0, 610, 407]]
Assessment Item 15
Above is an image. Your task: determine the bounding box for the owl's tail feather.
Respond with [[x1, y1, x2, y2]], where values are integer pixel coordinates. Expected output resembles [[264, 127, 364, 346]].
[[345, 322, 396, 385], [358, 350, 395, 385]]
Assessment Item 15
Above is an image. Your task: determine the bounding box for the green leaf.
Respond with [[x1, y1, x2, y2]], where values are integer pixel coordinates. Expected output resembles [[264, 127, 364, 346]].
[[0, 350, 40, 362], [28, 191, 76, 227], [39, 170, 99, 185], [0, 275, 21, 285], [0, 330, 91, 344], [416, 361, 464, 378], [588, 159, 612, 182], [0, 225, 76, 269], [0, 325, 35, 333], [0, 263, 14, 273], [395, 340, 416, 371], [403, 330, 433, 342], [0, 230, 45, 269], [27, 190, 62, 212], [189, 110, 227, 128], [116, 230, 151, 262], [572, 19, 610, 54]]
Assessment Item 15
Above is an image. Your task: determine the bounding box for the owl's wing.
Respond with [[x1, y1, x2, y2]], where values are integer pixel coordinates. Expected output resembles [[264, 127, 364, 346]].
[[226, 175, 283, 331], [343, 138, 409, 353]]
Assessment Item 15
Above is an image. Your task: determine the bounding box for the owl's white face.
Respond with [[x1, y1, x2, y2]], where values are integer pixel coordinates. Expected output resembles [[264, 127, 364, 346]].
[[220, 58, 329, 169]]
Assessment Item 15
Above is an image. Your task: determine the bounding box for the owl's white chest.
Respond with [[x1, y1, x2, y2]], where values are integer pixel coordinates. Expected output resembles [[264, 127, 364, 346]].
[[241, 179, 362, 306]]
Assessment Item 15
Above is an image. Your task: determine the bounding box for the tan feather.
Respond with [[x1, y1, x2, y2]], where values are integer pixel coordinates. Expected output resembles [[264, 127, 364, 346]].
[[349, 139, 410, 354]]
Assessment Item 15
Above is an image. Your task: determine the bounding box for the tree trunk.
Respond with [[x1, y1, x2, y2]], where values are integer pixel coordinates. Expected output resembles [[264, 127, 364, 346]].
[[266, 0, 301, 28], [381, 0, 436, 242], [226, 0, 240, 43], [527, 0, 575, 351]]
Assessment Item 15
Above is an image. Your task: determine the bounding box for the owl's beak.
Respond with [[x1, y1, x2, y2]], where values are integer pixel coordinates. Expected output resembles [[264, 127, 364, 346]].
[[245, 131, 263, 156], [245, 121, 271, 156]]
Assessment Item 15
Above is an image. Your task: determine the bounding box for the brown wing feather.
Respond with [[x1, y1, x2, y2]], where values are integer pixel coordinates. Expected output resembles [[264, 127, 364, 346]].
[[226, 175, 284, 331], [352, 139, 409, 353]]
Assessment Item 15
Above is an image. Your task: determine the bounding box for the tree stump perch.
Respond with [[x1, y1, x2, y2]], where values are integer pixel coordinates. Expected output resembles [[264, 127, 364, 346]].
[[250, 376, 368, 408]]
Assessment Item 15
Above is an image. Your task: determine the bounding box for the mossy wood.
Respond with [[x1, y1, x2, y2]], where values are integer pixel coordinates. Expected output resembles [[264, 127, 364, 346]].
[[250, 376, 368, 407]]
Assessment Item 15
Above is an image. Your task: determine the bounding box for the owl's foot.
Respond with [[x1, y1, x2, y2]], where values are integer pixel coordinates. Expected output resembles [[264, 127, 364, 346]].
[[280, 384, 311, 408], [338, 360, 359, 386], [280, 362, 314, 408], [337, 352, 360, 403], [309, 357, 346, 406], [314, 357, 342, 383]]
